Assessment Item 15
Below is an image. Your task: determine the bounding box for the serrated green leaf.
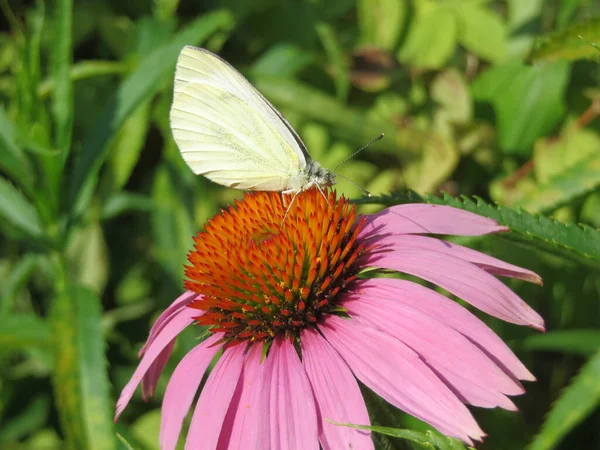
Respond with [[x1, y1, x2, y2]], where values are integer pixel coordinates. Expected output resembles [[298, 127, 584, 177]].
[[527, 350, 600, 450], [0, 176, 44, 239], [357, 192, 600, 270], [68, 10, 234, 220], [0, 315, 50, 351], [472, 61, 570, 155], [51, 286, 116, 450], [528, 18, 600, 63], [523, 330, 600, 355]]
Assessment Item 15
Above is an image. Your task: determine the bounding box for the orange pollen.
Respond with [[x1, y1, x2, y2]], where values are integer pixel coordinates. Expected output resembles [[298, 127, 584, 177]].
[[184, 190, 366, 344]]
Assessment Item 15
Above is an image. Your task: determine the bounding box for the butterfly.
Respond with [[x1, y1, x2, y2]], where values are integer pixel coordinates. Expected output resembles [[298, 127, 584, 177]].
[[169, 46, 336, 199]]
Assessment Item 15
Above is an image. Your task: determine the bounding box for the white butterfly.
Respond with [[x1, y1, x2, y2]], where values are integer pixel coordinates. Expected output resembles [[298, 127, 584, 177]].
[[170, 46, 335, 196]]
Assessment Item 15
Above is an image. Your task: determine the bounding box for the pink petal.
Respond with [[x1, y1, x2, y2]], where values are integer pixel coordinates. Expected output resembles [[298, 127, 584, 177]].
[[140, 291, 200, 357], [359, 204, 507, 238], [115, 306, 198, 420], [350, 278, 535, 381], [369, 234, 542, 285], [344, 296, 521, 410], [160, 333, 224, 450], [268, 337, 319, 450], [142, 339, 175, 400], [220, 343, 272, 450], [363, 248, 544, 330], [185, 343, 246, 450], [321, 316, 485, 445], [301, 328, 374, 450]]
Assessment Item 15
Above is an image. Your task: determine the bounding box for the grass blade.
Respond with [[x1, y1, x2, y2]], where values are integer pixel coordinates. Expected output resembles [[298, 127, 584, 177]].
[[52, 0, 73, 159]]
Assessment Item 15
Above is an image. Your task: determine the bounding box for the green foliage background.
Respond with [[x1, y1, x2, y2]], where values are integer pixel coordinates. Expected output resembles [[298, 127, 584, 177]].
[[0, 0, 599, 449]]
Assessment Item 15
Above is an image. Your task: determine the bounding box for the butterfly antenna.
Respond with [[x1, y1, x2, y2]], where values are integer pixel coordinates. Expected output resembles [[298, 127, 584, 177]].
[[332, 133, 385, 172], [336, 174, 371, 197]]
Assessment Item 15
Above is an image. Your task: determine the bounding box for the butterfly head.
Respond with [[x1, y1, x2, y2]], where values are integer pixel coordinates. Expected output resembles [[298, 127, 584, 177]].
[[303, 160, 336, 191]]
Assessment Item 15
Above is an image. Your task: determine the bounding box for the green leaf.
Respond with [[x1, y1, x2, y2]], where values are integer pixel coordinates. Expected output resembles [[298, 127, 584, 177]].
[[153, 0, 179, 21], [357, 0, 406, 51], [316, 22, 350, 102], [107, 101, 152, 189], [66, 221, 109, 295], [0, 395, 51, 442], [431, 69, 472, 124], [358, 192, 600, 271], [527, 350, 600, 450], [523, 330, 600, 356], [528, 18, 600, 63], [0, 314, 50, 351], [472, 61, 570, 155], [328, 421, 466, 449], [253, 77, 407, 151], [68, 10, 234, 220], [52, 0, 74, 158], [100, 191, 154, 220], [151, 164, 195, 284], [0, 107, 34, 191], [455, 3, 506, 62], [518, 151, 600, 213], [0, 254, 42, 314], [51, 286, 116, 450], [250, 43, 315, 78], [0, 176, 44, 239], [398, 1, 457, 69], [38, 60, 129, 98]]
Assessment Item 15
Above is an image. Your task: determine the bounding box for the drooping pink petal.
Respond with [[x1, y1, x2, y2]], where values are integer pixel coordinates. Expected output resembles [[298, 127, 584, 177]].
[[349, 278, 535, 381], [301, 328, 374, 450], [115, 306, 199, 420], [185, 343, 246, 450], [344, 296, 521, 410], [160, 333, 224, 450], [321, 316, 485, 445], [220, 343, 272, 450], [142, 339, 175, 400], [368, 234, 542, 285], [139, 291, 200, 357], [359, 204, 507, 238], [363, 248, 544, 330], [267, 337, 319, 450]]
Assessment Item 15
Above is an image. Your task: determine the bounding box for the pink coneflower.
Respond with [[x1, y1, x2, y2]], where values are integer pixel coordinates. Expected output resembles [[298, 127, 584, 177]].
[[115, 190, 543, 450]]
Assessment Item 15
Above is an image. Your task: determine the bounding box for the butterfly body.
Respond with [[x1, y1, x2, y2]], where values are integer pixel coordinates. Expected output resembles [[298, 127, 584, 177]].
[[170, 46, 336, 195]]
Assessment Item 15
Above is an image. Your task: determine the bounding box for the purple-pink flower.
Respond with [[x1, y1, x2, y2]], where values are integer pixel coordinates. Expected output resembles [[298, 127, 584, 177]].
[[116, 190, 543, 449]]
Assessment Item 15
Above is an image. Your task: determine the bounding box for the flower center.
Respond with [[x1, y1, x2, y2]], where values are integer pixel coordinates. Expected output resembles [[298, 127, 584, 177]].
[[185, 190, 365, 345]]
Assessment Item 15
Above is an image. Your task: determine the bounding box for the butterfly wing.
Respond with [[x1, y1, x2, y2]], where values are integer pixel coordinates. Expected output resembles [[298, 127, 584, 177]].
[[170, 46, 309, 191]]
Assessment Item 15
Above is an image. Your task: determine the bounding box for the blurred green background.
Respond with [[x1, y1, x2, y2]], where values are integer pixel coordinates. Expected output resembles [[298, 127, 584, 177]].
[[1, 0, 599, 449]]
